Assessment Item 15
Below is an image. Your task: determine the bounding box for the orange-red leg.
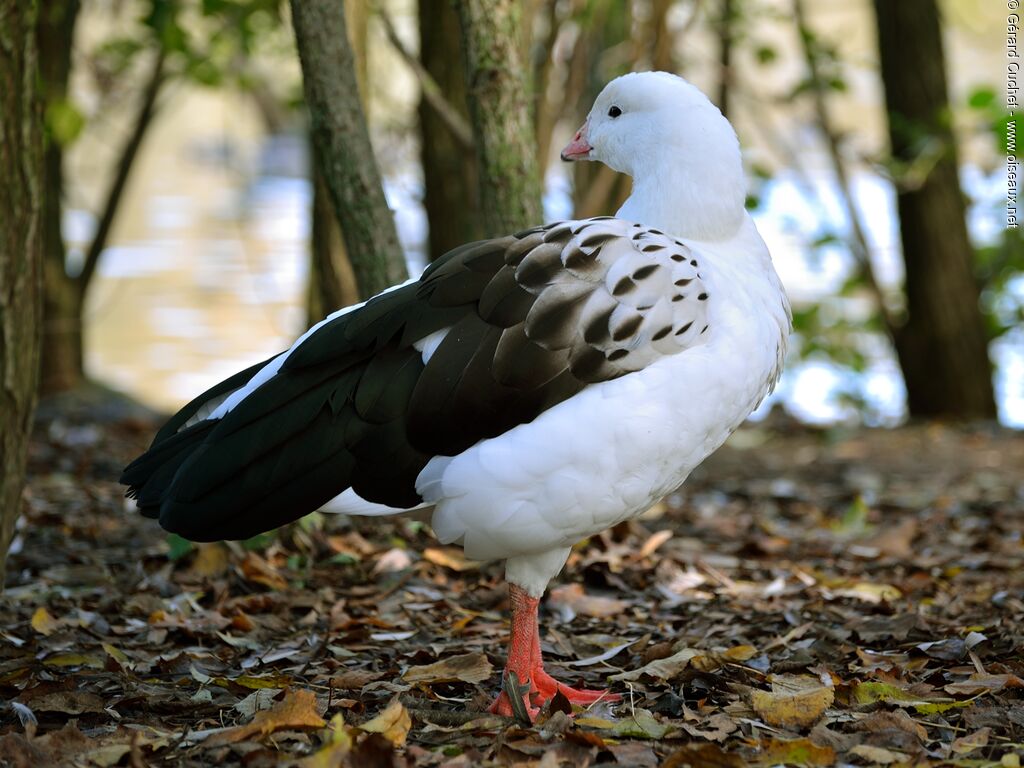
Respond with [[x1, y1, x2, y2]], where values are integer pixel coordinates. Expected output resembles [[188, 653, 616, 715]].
[[489, 584, 620, 719]]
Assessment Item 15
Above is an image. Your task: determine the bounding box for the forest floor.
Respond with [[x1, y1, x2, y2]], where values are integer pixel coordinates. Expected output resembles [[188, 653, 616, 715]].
[[0, 390, 1022, 767]]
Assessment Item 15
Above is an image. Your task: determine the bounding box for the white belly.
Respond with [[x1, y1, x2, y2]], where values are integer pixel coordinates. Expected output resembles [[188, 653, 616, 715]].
[[417, 276, 785, 562]]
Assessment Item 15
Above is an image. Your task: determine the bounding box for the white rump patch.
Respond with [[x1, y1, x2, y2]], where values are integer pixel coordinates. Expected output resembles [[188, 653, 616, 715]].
[[320, 487, 427, 517]]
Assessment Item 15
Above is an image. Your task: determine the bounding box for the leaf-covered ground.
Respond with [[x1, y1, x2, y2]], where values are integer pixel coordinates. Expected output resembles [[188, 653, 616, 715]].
[[1, 394, 1022, 767]]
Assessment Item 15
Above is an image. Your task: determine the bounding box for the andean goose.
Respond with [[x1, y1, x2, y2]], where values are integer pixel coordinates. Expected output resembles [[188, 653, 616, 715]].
[[122, 71, 792, 718]]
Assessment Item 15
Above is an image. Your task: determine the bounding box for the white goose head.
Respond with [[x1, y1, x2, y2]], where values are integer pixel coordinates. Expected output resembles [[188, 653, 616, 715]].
[[562, 72, 747, 243]]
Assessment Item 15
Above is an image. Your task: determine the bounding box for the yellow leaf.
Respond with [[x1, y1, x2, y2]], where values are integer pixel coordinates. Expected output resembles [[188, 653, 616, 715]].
[[191, 543, 229, 577], [952, 727, 991, 755], [42, 652, 105, 668], [849, 745, 906, 764], [402, 652, 493, 685], [832, 582, 901, 603], [300, 714, 354, 768], [102, 643, 131, 668], [31, 607, 59, 636], [358, 698, 411, 747], [205, 689, 325, 745], [758, 737, 836, 767], [423, 547, 479, 572], [750, 675, 834, 729]]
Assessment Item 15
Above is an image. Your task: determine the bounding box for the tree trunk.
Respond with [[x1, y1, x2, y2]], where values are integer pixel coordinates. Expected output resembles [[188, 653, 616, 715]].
[[872, 0, 997, 419], [419, 0, 482, 259], [37, 0, 83, 394], [0, 0, 44, 582], [291, 0, 407, 299], [570, 0, 632, 219], [456, 0, 543, 236], [307, 156, 360, 325]]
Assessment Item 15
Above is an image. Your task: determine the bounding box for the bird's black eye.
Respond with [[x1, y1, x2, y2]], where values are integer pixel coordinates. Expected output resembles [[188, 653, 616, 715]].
[[608, 105, 622, 118]]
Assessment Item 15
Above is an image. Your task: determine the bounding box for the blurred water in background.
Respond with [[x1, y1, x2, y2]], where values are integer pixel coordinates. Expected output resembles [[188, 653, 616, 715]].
[[77, 114, 1021, 427]]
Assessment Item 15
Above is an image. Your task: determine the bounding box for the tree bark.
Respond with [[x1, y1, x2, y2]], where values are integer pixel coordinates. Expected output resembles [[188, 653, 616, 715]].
[[291, 0, 407, 299], [37, 0, 82, 394], [0, 0, 44, 581], [308, 153, 360, 325], [36, 1, 163, 395], [456, 0, 543, 236], [419, 0, 482, 259], [872, 0, 997, 419]]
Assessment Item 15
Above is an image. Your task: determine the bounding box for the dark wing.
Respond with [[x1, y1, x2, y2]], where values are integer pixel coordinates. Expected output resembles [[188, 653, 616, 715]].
[[121, 217, 709, 541]]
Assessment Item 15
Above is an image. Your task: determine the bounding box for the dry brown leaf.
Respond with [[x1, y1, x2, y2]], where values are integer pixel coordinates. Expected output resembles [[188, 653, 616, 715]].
[[952, 727, 992, 755], [330, 669, 385, 690], [423, 547, 479, 571], [548, 583, 628, 618], [611, 648, 702, 682], [750, 675, 834, 729], [239, 552, 288, 591], [22, 690, 105, 715], [662, 742, 745, 767], [402, 652, 493, 685], [358, 698, 411, 747], [865, 517, 918, 558], [945, 674, 1024, 696], [31, 607, 59, 636], [853, 710, 928, 742], [205, 689, 326, 746]]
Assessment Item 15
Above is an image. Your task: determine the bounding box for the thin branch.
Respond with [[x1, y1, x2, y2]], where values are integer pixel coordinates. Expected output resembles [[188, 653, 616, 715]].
[[793, 0, 896, 332], [78, 46, 166, 295], [375, 5, 474, 150]]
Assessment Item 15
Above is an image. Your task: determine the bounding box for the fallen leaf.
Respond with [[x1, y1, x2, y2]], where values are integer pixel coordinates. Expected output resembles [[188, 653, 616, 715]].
[[205, 689, 326, 745], [42, 652, 104, 669], [373, 548, 413, 574], [611, 647, 702, 682], [946, 674, 1024, 696], [358, 698, 411, 747], [239, 552, 288, 591], [191, 543, 229, 577], [680, 712, 737, 742], [402, 652, 493, 685], [301, 714, 354, 768], [31, 607, 59, 636], [577, 709, 672, 739], [952, 727, 991, 755], [21, 690, 105, 715], [750, 674, 834, 729], [102, 642, 132, 669], [849, 744, 907, 764], [423, 547, 479, 571], [330, 669, 385, 689], [832, 582, 902, 603], [638, 530, 672, 559], [548, 583, 628, 620], [662, 742, 745, 767], [757, 737, 836, 766], [567, 639, 635, 667]]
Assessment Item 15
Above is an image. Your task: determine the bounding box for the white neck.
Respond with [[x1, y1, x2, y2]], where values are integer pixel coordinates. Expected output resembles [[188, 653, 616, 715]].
[[614, 150, 747, 242]]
